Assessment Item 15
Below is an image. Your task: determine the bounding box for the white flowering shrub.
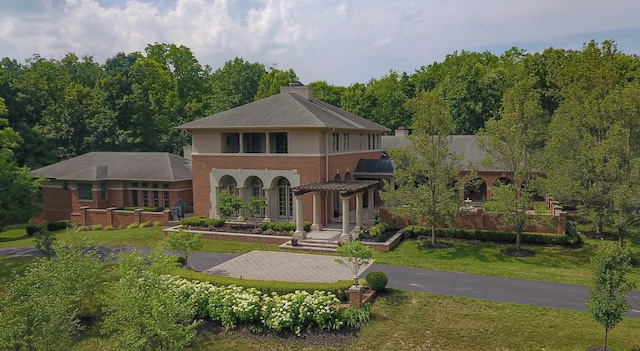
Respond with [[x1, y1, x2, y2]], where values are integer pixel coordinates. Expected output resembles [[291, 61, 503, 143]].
[[161, 276, 371, 335]]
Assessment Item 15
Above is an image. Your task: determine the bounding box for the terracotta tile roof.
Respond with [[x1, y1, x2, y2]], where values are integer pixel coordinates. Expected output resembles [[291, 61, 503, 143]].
[[30, 152, 192, 182], [292, 180, 379, 196]]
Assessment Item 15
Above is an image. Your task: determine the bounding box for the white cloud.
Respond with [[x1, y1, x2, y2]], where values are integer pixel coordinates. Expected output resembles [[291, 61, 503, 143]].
[[0, 0, 639, 85]]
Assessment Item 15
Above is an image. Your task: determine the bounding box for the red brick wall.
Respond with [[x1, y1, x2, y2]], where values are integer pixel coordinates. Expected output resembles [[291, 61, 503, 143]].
[[34, 186, 73, 224], [71, 207, 171, 228], [191, 151, 383, 224], [379, 208, 566, 234]]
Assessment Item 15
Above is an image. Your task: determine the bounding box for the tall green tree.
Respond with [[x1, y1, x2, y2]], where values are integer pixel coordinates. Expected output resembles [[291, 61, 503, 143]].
[[545, 40, 640, 242], [254, 67, 298, 100], [0, 98, 44, 232], [381, 92, 464, 246], [479, 75, 547, 252], [309, 80, 345, 107], [364, 70, 413, 130], [207, 57, 265, 112], [587, 243, 635, 351], [413, 50, 504, 134]]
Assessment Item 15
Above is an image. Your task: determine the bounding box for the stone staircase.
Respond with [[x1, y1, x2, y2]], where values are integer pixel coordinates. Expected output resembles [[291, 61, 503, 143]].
[[279, 238, 342, 253]]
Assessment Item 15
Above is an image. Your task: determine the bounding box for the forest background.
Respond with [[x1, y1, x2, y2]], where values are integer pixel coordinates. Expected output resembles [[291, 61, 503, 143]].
[[0, 39, 638, 171]]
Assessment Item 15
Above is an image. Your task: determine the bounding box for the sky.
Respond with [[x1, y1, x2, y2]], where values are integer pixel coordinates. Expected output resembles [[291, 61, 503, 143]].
[[1, 0, 640, 86]]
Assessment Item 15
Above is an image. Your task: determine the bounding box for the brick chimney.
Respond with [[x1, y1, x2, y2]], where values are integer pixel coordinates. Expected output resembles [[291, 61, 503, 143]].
[[280, 81, 313, 99], [395, 126, 409, 137]]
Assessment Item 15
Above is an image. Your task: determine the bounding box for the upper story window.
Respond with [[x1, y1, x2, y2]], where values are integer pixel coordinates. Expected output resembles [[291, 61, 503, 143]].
[[243, 132, 266, 153], [343, 133, 350, 151], [270, 132, 288, 153], [221, 133, 240, 153], [359, 134, 363, 150], [78, 183, 93, 201], [332, 132, 340, 151]]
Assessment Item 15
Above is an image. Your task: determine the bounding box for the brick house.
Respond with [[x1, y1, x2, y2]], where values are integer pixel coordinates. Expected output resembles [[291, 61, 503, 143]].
[[31, 152, 193, 225], [177, 82, 390, 239]]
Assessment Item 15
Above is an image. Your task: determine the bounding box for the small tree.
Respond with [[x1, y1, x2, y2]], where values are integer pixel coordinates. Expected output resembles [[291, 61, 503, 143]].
[[243, 196, 267, 219], [101, 246, 199, 351], [335, 241, 373, 286], [165, 229, 203, 268], [587, 243, 635, 351], [217, 190, 243, 218], [381, 91, 466, 246], [0, 235, 104, 350], [34, 226, 57, 259]]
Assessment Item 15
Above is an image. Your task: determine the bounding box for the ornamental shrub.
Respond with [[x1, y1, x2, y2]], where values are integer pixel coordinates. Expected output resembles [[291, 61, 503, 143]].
[[365, 271, 388, 292]]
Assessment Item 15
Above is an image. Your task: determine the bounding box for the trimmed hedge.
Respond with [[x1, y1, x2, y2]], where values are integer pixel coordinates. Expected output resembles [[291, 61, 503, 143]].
[[403, 225, 581, 245], [122, 206, 165, 212], [26, 220, 73, 236], [365, 271, 388, 292], [180, 216, 226, 228], [259, 221, 312, 233]]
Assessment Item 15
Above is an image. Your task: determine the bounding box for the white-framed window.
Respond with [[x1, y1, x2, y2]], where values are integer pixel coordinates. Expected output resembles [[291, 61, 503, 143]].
[[343, 133, 350, 151], [277, 178, 293, 219]]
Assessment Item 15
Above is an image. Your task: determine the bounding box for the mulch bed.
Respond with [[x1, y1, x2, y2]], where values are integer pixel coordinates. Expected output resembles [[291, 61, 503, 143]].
[[500, 247, 536, 257], [196, 320, 359, 346], [420, 241, 453, 249]]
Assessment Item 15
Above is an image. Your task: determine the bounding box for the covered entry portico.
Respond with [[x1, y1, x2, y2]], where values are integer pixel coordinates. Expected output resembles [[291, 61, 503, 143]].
[[291, 180, 379, 241]]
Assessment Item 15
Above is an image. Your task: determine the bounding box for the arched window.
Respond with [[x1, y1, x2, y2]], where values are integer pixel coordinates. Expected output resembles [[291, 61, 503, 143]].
[[221, 176, 238, 195], [277, 178, 293, 219], [249, 177, 265, 218]]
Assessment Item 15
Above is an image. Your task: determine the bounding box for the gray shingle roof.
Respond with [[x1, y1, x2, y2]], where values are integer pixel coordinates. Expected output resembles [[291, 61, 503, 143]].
[[354, 158, 395, 176], [381, 134, 499, 171], [30, 152, 192, 182], [176, 92, 390, 132]]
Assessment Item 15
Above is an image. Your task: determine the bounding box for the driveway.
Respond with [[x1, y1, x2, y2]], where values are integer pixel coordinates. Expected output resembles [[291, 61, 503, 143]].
[[2, 246, 640, 318]]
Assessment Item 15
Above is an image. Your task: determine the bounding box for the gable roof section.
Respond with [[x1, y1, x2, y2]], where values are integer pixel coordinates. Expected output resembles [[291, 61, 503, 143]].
[[176, 92, 390, 132], [31, 152, 192, 182], [381, 134, 499, 172]]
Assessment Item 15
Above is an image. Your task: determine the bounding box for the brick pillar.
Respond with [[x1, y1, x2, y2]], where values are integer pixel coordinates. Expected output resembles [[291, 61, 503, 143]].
[[163, 209, 171, 224], [79, 206, 90, 226], [348, 286, 365, 309], [557, 211, 567, 234], [106, 207, 116, 228], [135, 208, 143, 224]]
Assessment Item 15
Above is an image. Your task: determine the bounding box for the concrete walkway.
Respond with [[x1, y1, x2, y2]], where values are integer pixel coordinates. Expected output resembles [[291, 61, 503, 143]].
[[204, 250, 372, 283]]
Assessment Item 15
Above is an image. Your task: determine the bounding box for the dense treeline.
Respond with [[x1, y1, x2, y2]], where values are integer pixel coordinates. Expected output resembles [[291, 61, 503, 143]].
[[2, 40, 640, 170]]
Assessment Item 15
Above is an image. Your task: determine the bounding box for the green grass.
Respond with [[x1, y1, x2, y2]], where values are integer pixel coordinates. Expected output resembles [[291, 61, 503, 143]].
[[373, 237, 637, 286], [4, 225, 640, 286], [176, 289, 640, 351]]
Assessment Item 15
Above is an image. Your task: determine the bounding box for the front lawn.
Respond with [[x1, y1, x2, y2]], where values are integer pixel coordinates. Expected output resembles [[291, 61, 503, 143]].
[[2, 225, 640, 286], [180, 290, 640, 351], [372, 237, 637, 286]]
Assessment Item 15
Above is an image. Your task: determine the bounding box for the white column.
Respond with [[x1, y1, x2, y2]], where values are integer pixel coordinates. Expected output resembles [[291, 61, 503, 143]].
[[212, 185, 221, 218], [236, 186, 245, 221], [311, 192, 323, 231], [262, 187, 271, 222], [355, 192, 363, 229], [293, 194, 306, 239], [340, 195, 352, 241], [367, 187, 375, 222]]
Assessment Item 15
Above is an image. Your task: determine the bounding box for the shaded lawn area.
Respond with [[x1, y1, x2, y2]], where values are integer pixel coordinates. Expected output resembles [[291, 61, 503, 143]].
[[178, 289, 640, 351], [372, 237, 640, 286]]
